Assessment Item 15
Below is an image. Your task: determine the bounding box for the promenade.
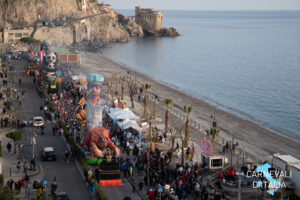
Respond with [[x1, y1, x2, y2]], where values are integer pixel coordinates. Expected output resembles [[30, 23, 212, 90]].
[[0, 59, 90, 199]]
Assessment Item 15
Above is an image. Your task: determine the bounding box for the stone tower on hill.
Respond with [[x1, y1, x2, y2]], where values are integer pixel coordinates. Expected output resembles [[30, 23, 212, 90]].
[[135, 6, 163, 32]]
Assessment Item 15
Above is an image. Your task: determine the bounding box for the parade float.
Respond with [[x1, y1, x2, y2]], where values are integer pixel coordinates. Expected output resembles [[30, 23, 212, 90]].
[[76, 74, 121, 187], [39, 40, 60, 93]]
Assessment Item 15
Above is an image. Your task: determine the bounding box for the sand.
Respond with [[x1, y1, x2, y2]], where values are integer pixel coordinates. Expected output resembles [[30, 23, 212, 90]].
[[74, 51, 300, 162]]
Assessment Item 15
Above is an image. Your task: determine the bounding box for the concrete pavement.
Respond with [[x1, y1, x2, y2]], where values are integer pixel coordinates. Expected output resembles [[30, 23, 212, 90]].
[[1, 59, 91, 200]]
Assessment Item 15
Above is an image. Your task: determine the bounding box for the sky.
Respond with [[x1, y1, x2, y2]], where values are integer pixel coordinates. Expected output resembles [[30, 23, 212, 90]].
[[99, 0, 300, 11]]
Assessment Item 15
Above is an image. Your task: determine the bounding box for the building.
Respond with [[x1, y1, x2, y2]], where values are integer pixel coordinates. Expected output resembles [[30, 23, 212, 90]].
[[1, 29, 34, 43], [36, 20, 49, 27], [135, 6, 163, 32], [273, 153, 300, 197]]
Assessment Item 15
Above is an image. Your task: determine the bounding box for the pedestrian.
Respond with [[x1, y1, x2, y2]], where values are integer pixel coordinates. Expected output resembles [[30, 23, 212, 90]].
[[52, 125, 56, 136], [64, 150, 70, 163], [16, 161, 22, 174], [139, 181, 143, 191], [30, 158, 36, 170], [25, 174, 30, 189], [23, 161, 28, 174], [41, 125, 45, 135], [7, 142, 12, 153], [90, 180, 96, 200], [131, 178, 136, 193]]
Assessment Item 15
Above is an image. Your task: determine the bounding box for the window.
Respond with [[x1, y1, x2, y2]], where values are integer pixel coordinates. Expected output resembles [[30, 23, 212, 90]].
[[23, 33, 28, 37], [15, 33, 22, 37], [8, 33, 13, 36], [211, 158, 223, 168]]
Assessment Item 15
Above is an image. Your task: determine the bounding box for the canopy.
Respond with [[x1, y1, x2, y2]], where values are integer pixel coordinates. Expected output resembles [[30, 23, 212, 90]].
[[123, 120, 141, 131], [109, 108, 139, 120]]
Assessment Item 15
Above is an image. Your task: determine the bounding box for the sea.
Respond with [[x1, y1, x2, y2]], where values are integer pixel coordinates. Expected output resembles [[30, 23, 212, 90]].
[[100, 10, 300, 142]]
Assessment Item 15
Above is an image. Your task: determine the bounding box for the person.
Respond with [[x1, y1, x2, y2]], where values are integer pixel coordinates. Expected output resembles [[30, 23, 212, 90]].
[[30, 158, 36, 170], [18, 78, 22, 86], [51, 181, 58, 199], [16, 161, 22, 174], [25, 174, 30, 192], [89, 179, 96, 200], [131, 178, 136, 193], [41, 125, 45, 135], [7, 142, 12, 153], [64, 150, 70, 163], [139, 181, 143, 191], [23, 161, 28, 174]]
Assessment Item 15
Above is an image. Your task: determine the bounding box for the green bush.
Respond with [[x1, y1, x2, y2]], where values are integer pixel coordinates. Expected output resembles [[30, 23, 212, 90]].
[[0, 174, 14, 200], [20, 37, 41, 44], [0, 186, 14, 200], [3, 101, 11, 109]]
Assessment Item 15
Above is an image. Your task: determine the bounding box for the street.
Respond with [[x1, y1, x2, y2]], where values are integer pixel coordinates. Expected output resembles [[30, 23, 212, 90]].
[[11, 59, 91, 200]]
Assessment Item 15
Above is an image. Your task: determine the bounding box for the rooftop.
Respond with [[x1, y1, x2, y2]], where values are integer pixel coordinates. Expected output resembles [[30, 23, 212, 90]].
[[274, 154, 300, 163]]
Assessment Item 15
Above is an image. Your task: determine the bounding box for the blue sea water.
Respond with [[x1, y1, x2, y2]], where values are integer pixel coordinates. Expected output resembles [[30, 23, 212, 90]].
[[101, 10, 300, 142]]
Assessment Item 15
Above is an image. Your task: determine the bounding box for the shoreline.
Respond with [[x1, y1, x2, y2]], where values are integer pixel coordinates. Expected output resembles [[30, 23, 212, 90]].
[[100, 54, 299, 143], [76, 51, 300, 161]]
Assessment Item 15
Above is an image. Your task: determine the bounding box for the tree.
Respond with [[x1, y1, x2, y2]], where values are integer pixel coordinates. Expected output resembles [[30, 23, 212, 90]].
[[205, 127, 220, 152], [164, 98, 173, 135], [127, 75, 138, 108], [168, 125, 178, 163], [112, 73, 119, 97], [6, 130, 22, 154], [119, 76, 126, 100], [142, 84, 151, 117], [175, 124, 186, 166], [183, 105, 192, 148], [145, 109, 155, 142]]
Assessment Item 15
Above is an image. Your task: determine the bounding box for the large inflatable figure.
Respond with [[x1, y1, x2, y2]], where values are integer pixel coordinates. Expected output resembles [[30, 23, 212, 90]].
[[76, 74, 121, 186], [77, 74, 120, 159]]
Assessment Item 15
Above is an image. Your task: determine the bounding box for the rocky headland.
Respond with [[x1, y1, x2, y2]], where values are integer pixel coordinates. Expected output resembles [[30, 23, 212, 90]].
[[0, 0, 179, 45]]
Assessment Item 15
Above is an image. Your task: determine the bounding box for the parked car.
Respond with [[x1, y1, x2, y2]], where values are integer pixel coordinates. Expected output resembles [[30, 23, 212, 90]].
[[32, 116, 44, 127], [56, 192, 70, 200], [41, 147, 56, 161]]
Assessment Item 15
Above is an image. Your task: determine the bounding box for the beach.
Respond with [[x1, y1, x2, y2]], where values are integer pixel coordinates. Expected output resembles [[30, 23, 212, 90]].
[[76, 51, 300, 162]]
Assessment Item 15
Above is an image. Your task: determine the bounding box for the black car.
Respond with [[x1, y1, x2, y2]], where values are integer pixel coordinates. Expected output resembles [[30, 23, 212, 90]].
[[56, 192, 70, 200], [41, 147, 56, 161]]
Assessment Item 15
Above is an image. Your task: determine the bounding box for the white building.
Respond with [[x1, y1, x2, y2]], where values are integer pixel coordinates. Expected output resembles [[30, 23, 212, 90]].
[[273, 153, 300, 197]]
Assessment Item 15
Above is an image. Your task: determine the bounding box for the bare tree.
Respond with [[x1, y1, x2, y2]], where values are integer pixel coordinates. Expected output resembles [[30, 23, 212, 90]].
[[175, 124, 187, 166], [127, 75, 138, 108], [112, 73, 119, 96], [105, 78, 113, 102], [145, 109, 155, 143], [119, 75, 126, 100], [168, 125, 178, 163]]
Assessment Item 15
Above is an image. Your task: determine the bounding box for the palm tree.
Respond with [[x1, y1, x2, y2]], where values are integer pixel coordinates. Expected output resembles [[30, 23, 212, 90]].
[[205, 127, 220, 152], [164, 98, 173, 135], [183, 105, 192, 148], [142, 84, 151, 117]]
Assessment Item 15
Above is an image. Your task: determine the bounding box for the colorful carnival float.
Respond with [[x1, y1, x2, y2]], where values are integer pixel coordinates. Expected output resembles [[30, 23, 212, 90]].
[[76, 74, 121, 186], [39, 40, 60, 93]]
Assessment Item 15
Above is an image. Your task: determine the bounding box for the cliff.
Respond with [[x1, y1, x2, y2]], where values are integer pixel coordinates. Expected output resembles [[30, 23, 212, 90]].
[[0, 1, 177, 45], [0, 0, 81, 28]]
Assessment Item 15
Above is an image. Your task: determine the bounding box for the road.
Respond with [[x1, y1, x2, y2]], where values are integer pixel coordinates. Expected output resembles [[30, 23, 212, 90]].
[[10, 59, 91, 200]]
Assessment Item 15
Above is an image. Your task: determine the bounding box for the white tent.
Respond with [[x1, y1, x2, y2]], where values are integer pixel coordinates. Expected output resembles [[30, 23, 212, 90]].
[[123, 120, 141, 131], [109, 107, 139, 120]]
